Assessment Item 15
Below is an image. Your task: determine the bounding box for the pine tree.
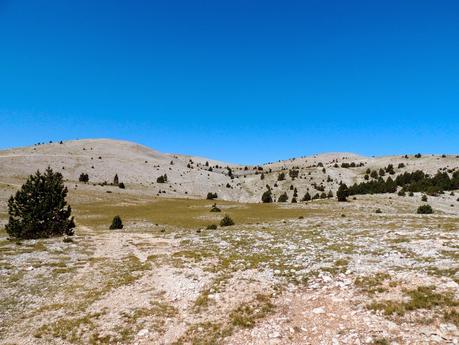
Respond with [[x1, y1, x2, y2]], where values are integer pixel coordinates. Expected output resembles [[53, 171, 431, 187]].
[[113, 174, 119, 185], [6, 167, 75, 239], [261, 190, 273, 203], [79, 173, 89, 183], [220, 215, 235, 227], [337, 183, 349, 202], [110, 215, 123, 229], [302, 192, 311, 201], [277, 192, 288, 202]]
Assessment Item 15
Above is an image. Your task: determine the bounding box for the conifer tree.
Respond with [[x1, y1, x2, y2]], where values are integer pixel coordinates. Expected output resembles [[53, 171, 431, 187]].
[[6, 167, 75, 239], [337, 183, 349, 202]]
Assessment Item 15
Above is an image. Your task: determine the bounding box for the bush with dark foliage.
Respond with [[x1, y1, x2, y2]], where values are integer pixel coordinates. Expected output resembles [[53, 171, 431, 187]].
[[6, 167, 75, 239], [157, 174, 168, 183], [337, 183, 349, 202], [417, 204, 433, 214], [302, 192, 311, 202], [79, 173, 89, 183], [277, 192, 288, 202], [261, 189, 273, 203], [206, 192, 218, 200], [220, 215, 235, 227], [110, 215, 123, 229]]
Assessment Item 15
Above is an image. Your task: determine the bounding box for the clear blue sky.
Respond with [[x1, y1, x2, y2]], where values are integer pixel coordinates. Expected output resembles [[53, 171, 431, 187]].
[[0, 0, 458, 164]]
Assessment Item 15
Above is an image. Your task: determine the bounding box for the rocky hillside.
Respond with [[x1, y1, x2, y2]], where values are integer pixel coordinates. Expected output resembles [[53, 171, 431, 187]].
[[0, 139, 457, 203]]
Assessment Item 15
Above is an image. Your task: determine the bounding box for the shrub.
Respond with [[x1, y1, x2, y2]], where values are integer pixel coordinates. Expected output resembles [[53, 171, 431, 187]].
[[220, 215, 235, 227], [375, 208, 382, 213], [110, 215, 123, 229], [421, 195, 428, 202], [327, 190, 333, 198], [79, 173, 89, 183], [6, 168, 75, 239], [385, 164, 395, 175], [157, 174, 168, 183], [118, 182, 125, 189], [291, 197, 297, 203], [261, 190, 273, 203], [398, 163, 405, 169], [260, 173, 265, 180], [277, 172, 286, 181], [398, 190, 406, 196], [337, 183, 349, 202], [302, 192, 311, 201], [414, 153, 422, 158], [210, 204, 221, 212], [417, 204, 433, 214], [206, 192, 218, 200], [277, 192, 288, 202], [206, 224, 217, 230], [288, 169, 299, 180]]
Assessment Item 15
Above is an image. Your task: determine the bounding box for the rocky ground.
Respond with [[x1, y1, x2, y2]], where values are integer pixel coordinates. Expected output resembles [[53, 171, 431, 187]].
[[0, 191, 458, 345], [0, 140, 458, 344]]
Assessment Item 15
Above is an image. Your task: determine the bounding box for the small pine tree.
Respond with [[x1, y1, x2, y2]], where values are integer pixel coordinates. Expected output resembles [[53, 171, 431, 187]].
[[277, 192, 288, 202], [210, 203, 221, 212], [110, 215, 123, 229], [421, 194, 428, 202], [206, 192, 218, 200], [278, 172, 286, 181], [118, 182, 125, 189], [113, 174, 119, 185], [302, 192, 311, 201], [79, 173, 89, 183], [417, 204, 433, 214], [261, 190, 273, 203], [220, 215, 235, 227], [327, 190, 333, 198], [260, 172, 265, 180], [337, 183, 349, 202], [291, 197, 297, 203], [6, 167, 75, 239], [157, 174, 167, 183]]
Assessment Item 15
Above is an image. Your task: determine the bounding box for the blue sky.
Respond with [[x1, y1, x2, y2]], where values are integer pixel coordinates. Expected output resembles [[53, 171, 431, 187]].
[[0, 0, 458, 164]]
